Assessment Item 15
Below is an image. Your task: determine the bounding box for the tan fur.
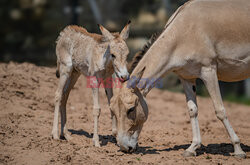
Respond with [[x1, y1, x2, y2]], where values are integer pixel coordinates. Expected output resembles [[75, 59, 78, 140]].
[[52, 23, 131, 147], [111, 0, 250, 157], [69, 25, 102, 42]]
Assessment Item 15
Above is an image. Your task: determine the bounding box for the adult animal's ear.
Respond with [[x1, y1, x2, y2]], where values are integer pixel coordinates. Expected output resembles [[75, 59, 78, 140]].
[[127, 67, 145, 89], [98, 24, 114, 41], [110, 94, 121, 116], [120, 20, 131, 40]]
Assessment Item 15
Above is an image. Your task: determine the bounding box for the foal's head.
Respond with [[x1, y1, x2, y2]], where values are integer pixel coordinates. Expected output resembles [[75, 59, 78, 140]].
[[98, 22, 131, 81]]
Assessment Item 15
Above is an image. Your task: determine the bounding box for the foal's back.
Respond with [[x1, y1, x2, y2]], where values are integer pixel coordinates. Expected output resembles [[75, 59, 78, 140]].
[[56, 26, 103, 75]]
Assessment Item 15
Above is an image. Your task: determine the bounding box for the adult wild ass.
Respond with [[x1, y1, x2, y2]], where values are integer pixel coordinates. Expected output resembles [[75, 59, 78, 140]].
[[110, 0, 250, 158], [51, 22, 130, 147]]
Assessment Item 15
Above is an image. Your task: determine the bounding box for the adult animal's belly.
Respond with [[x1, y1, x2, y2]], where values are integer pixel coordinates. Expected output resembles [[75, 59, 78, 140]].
[[217, 57, 250, 82]]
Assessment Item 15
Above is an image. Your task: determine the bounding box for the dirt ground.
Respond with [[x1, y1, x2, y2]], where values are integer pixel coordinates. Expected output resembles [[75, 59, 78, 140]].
[[0, 62, 250, 165]]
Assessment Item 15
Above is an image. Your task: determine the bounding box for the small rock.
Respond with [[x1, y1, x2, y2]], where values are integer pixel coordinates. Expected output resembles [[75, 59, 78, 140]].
[[108, 153, 114, 157], [116, 152, 124, 156], [66, 155, 71, 162], [31, 77, 39, 83]]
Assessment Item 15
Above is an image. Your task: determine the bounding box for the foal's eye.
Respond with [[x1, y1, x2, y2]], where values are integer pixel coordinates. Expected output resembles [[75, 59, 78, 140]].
[[111, 54, 116, 58], [127, 107, 136, 119]]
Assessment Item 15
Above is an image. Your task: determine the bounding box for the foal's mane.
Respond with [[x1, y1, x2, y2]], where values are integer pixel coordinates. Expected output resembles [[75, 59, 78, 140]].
[[69, 25, 103, 42], [57, 25, 120, 43]]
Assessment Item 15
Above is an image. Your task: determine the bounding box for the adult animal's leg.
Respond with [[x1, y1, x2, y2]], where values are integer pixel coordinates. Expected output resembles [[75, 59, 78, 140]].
[[181, 79, 201, 157], [201, 66, 246, 158]]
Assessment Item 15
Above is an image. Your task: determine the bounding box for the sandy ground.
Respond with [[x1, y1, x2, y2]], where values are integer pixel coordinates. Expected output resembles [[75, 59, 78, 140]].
[[0, 62, 250, 165]]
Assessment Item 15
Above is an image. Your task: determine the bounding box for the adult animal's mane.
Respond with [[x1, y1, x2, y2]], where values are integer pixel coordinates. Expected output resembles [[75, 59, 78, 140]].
[[128, 0, 190, 73], [128, 32, 161, 73]]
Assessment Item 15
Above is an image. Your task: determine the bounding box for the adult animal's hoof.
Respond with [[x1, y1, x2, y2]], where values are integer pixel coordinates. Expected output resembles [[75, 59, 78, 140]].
[[182, 150, 196, 157], [233, 152, 246, 159], [94, 141, 101, 147]]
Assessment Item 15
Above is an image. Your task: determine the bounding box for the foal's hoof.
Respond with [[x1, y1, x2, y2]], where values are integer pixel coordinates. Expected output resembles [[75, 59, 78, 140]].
[[52, 135, 60, 140], [233, 152, 246, 159], [112, 130, 117, 137], [51, 132, 60, 140], [182, 150, 196, 157], [63, 133, 73, 141]]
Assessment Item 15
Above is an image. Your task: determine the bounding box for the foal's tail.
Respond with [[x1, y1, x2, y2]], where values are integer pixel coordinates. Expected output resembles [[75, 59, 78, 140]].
[[56, 59, 60, 78]]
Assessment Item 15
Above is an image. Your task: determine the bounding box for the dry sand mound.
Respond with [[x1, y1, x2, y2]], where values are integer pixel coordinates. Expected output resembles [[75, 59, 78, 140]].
[[0, 62, 250, 164]]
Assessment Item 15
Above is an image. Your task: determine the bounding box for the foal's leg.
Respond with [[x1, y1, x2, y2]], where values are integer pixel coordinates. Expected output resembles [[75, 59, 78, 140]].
[[201, 66, 246, 158], [51, 63, 79, 140], [52, 62, 72, 140], [60, 70, 80, 140], [181, 79, 201, 157], [92, 78, 101, 147], [104, 79, 117, 137]]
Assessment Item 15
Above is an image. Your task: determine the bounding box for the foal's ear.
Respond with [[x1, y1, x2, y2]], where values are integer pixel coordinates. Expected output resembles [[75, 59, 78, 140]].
[[98, 24, 114, 41], [102, 45, 111, 66], [120, 20, 131, 40]]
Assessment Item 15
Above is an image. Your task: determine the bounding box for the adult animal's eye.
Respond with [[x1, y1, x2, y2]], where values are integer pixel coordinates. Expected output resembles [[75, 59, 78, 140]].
[[111, 54, 116, 58], [127, 107, 136, 119]]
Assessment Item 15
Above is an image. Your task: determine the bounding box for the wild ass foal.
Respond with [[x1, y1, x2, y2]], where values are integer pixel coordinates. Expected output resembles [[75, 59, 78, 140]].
[[110, 0, 250, 157], [51, 22, 130, 147]]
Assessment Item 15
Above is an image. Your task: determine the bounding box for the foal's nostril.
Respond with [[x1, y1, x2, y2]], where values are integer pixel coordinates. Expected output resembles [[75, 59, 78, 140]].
[[120, 76, 127, 81], [128, 146, 133, 152]]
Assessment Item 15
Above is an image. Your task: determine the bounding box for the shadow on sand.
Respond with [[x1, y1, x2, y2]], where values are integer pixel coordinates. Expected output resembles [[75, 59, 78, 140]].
[[68, 129, 117, 146], [68, 129, 250, 157], [134, 143, 250, 156]]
